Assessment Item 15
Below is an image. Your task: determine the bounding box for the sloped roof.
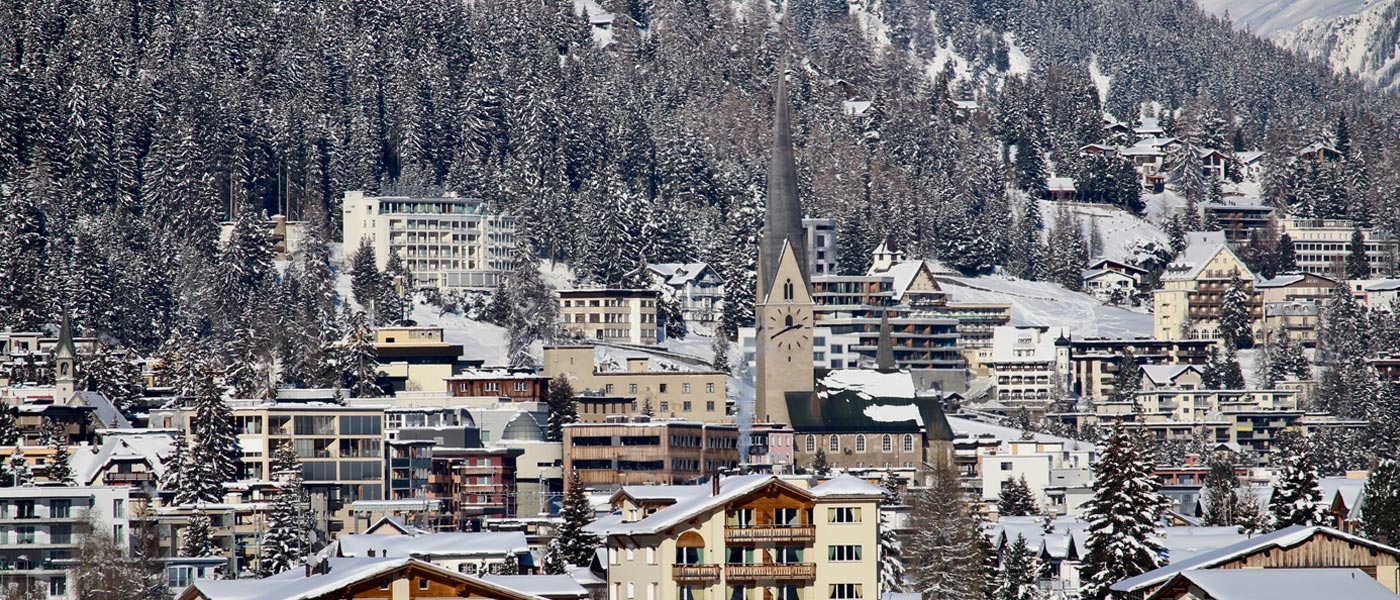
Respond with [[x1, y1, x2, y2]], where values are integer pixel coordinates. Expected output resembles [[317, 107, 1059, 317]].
[[1365, 279, 1400, 292], [1087, 258, 1148, 274], [1140, 364, 1201, 386], [482, 575, 589, 599], [810, 474, 886, 498], [1111, 526, 1400, 593], [182, 557, 547, 600], [73, 391, 130, 429], [333, 531, 529, 559], [1146, 568, 1396, 600], [647, 263, 717, 287], [1047, 177, 1076, 192], [71, 431, 176, 486], [1162, 234, 1249, 282], [787, 375, 954, 439], [589, 475, 797, 536], [1235, 150, 1264, 164]]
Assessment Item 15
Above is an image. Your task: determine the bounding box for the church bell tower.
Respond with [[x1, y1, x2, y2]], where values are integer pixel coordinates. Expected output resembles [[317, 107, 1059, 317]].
[[753, 67, 815, 427]]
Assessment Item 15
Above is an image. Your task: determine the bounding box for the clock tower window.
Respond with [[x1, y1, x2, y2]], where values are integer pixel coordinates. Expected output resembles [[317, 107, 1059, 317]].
[[785, 315, 794, 327], [783, 279, 794, 300]]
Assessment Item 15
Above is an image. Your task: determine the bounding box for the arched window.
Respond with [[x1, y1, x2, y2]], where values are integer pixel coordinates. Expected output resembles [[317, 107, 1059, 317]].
[[806, 435, 816, 453], [785, 315, 794, 327], [855, 435, 866, 452], [882, 435, 893, 453], [903, 434, 914, 452], [829, 435, 840, 452], [783, 279, 794, 300]]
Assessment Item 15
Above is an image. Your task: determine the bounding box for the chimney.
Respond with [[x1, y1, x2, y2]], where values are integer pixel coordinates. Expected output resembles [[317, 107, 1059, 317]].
[[711, 474, 720, 496], [368, 548, 376, 557], [304, 562, 311, 578]]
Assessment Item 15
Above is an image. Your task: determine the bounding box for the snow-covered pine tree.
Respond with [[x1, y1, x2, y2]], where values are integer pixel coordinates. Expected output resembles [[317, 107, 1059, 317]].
[[1218, 274, 1254, 349], [187, 357, 241, 502], [1362, 459, 1400, 544], [349, 237, 382, 316], [906, 464, 987, 600], [163, 433, 189, 500], [0, 406, 18, 446], [1200, 458, 1240, 526], [1108, 349, 1142, 404], [998, 476, 1039, 516], [710, 336, 731, 374], [995, 534, 1041, 600], [180, 509, 216, 557], [501, 240, 560, 367], [1079, 427, 1168, 600], [261, 442, 312, 576], [546, 375, 578, 442], [9, 450, 31, 487], [1233, 487, 1272, 535], [552, 470, 600, 568], [1346, 227, 1370, 280], [1269, 432, 1321, 529], [1277, 232, 1299, 273], [42, 420, 73, 485], [812, 449, 831, 477], [878, 471, 906, 595], [340, 310, 382, 398], [375, 249, 412, 326]]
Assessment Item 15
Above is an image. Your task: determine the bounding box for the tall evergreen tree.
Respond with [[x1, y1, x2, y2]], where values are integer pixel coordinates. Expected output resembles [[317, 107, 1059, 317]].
[[546, 375, 578, 442], [1269, 433, 1322, 529], [186, 356, 241, 502], [1079, 427, 1168, 600], [1218, 274, 1254, 349], [907, 465, 987, 600], [550, 470, 600, 568], [1362, 459, 1400, 545], [879, 471, 906, 596], [1108, 349, 1142, 404], [998, 476, 1039, 517], [42, 419, 73, 484], [1277, 232, 1299, 273], [261, 442, 312, 575], [1200, 458, 1240, 526], [349, 238, 382, 316], [180, 509, 216, 558], [995, 534, 1041, 600], [339, 310, 382, 398], [1346, 227, 1370, 280]]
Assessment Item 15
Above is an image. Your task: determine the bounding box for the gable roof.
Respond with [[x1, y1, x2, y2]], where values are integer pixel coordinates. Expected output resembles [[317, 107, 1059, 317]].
[[332, 531, 529, 559], [589, 475, 803, 536], [1162, 234, 1251, 282], [362, 515, 428, 536], [647, 263, 717, 287], [783, 371, 954, 439], [1087, 258, 1148, 275], [180, 557, 548, 600], [1145, 568, 1396, 600], [810, 474, 886, 498], [70, 431, 176, 486], [1140, 364, 1201, 387], [1111, 526, 1400, 593]]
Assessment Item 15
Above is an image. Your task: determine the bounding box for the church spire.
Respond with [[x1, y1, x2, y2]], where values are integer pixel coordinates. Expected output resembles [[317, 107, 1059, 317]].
[[875, 309, 896, 372], [54, 311, 77, 397], [760, 62, 808, 297]]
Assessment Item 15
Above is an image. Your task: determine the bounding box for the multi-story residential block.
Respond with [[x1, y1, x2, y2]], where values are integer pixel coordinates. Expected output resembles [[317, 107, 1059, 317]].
[[559, 289, 662, 345], [1201, 203, 1274, 244], [1254, 272, 1337, 304], [803, 218, 838, 275], [1280, 217, 1399, 279], [544, 346, 728, 422], [648, 263, 725, 325], [446, 369, 551, 403], [374, 326, 469, 393], [341, 191, 516, 290], [562, 419, 739, 492], [591, 474, 882, 600], [0, 486, 132, 598], [1153, 232, 1261, 341], [1263, 300, 1321, 346], [573, 392, 639, 422], [986, 326, 1070, 409], [1068, 337, 1213, 401], [1358, 279, 1400, 309]]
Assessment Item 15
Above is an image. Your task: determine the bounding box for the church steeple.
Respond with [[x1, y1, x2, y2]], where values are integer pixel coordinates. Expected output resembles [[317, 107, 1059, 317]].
[[875, 309, 896, 372], [54, 312, 77, 398], [759, 64, 808, 298]]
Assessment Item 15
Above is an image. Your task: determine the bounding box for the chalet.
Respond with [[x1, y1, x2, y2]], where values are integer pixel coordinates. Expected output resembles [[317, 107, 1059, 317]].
[[1254, 272, 1336, 304], [1298, 142, 1343, 162], [1134, 116, 1167, 139], [446, 369, 550, 402], [647, 262, 724, 325], [1080, 143, 1119, 158], [1087, 258, 1148, 283], [178, 556, 550, 600], [1103, 121, 1133, 138], [1196, 148, 1230, 180], [1144, 568, 1397, 600], [1047, 177, 1077, 201], [1110, 526, 1400, 598], [948, 98, 980, 117], [1235, 150, 1264, 180], [1138, 364, 1203, 391], [1082, 258, 1147, 302]]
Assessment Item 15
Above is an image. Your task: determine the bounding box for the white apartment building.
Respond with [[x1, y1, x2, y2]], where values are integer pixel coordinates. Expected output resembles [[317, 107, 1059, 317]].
[[648, 263, 725, 325], [0, 486, 132, 600], [803, 218, 838, 276], [559, 289, 662, 345], [986, 326, 1070, 407], [1280, 217, 1398, 279], [341, 191, 516, 290]]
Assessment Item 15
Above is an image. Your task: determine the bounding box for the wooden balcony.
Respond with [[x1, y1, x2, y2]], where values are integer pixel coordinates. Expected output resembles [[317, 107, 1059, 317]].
[[672, 564, 721, 582], [725, 563, 818, 581], [724, 525, 815, 543]]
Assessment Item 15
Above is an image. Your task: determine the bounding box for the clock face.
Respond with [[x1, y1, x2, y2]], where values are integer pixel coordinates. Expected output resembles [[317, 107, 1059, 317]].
[[767, 307, 810, 350]]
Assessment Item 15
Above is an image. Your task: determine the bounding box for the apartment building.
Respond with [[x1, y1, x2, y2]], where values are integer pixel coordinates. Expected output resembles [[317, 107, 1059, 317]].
[[1153, 232, 1262, 341], [1068, 338, 1213, 401], [1263, 300, 1321, 346], [559, 289, 662, 345], [544, 346, 729, 422], [446, 369, 551, 402], [341, 191, 516, 290], [1281, 217, 1398, 279], [0, 486, 132, 599], [803, 218, 839, 275], [375, 326, 468, 393], [648, 263, 725, 325], [986, 326, 1070, 409], [562, 420, 739, 492], [1201, 203, 1274, 244], [593, 474, 881, 600]]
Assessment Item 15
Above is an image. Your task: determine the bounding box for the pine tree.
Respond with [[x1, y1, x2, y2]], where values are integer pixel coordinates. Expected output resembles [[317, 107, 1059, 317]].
[[710, 335, 731, 374], [186, 356, 241, 502], [546, 375, 578, 442], [551, 470, 600, 568], [907, 464, 987, 600], [995, 534, 1041, 600], [879, 470, 906, 595], [43, 420, 73, 484], [261, 442, 312, 576], [349, 238, 382, 316], [180, 509, 216, 557], [812, 449, 831, 477], [0, 407, 18, 446], [162, 433, 188, 500], [1200, 458, 1240, 526], [1363, 459, 1400, 544], [8, 450, 31, 487], [1218, 274, 1254, 349], [1079, 427, 1168, 600], [1108, 349, 1142, 404], [1269, 433, 1322, 529], [998, 476, 1039, 517], [376, 249, 412, 326], [1346, 227, 1370, 280], [340, 310, 382, 397], [1277, 232, 1299, 273]]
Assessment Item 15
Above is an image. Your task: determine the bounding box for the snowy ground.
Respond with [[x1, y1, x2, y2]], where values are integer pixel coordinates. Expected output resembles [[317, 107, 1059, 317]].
[[940, 275, 1155, 339], [1041, 199, 1170, 266]]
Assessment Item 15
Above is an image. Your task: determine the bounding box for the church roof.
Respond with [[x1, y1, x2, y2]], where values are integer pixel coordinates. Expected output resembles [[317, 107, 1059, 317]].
[[760, 65, 808, 297], [783, 371, 953, 440]]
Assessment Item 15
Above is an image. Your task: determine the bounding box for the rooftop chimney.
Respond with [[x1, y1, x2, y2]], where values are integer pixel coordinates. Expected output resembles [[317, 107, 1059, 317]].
[[711, 474, 720, 496]]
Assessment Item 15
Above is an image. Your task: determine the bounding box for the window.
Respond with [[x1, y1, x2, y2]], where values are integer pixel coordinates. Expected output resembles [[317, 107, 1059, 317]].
[[828, 436, 840, 452], [775, 546, 803, 563], [683, 401, 692, 412], [112, 524, 125, 544], [682, 383, 691, 394], [679, 586, 697, 600], [1000, 462, 1013, 471], [828, 584, 862, 599], [514, 382, 528, 392], [630, 384, 639, 394], [381, 579, 391, 590], [828, 507, 861, 523], [783, 279, 794, 300], [340, 415, 382, 435], [903, 434, 914, 452], [676, 547, 703, 565], [855, 435, 866, 452], [776, 585, 801, 600], [882, 435, 892, 453], [806, 436, 816, 453], [50, 524, 71, 544], [16, 500, 34, 519], [726, 508, 754, 528], [827, 545, 862, 561], [706, 401, 715, 412], [706, 383, 715, 393], [17, 526, 34, 544], [730, 586, 751, 600], [646, 548, 656, 564], [51, 500, 70, 519], [774, 507, 799, 525], [112, 499, 126, 518], [605, 384, 615, 394], [660, 384, 669, 393], [420, 578, 430, 590], [660, 401, 670, 413], [49, 578, 66, 597]]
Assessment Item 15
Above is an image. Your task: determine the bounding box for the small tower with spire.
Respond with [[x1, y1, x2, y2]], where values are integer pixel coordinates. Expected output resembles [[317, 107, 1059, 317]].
[[875, 309, 897, 372], [54, 313, 77, 398]]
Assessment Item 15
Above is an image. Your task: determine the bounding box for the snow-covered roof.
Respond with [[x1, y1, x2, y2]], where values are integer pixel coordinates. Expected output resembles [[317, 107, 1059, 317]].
[[1159, 526, 1250, 563], [946, 416, 1085, 450], [1047, 177, 1076, 192], [1365, 279, 1400, 292], [883, 260, 943, 301], [1235, 150, 1264, 164], [647, 263, 715, 287], [1139, 364, 1200, 387], [1255, 274, 1306, 288], [1299, 142, 1341, 156], [1264, 300, 1319, 317], [841, 100, 873, 117], [184, 557, 547, 600], [333, 531, 529, 559], [588, 475, 803, 536], [1195, 147, 1229, 159], [1162, 233, 1243, 282], [861, 404, 923, 426], [1135, 116, 1165, 134], [1111, 526, 1400, 593], [989, 326, 1067, 364], [1087, 258, 1148, 274], [482, 575, 589, 599], [818, 370, 916, 399], [938, 273, 1154, 339], [70, 431, 176, 486], [950, 99, 979, 110], [1146, 568, 1396, 600], [74, 391, 130, 429], [810, 474, 886, 498], [987, 516, 1088, 559]]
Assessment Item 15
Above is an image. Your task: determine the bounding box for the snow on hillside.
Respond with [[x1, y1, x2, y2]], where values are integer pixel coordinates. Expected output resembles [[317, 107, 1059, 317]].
[[1276, 0, 1400, 91], [333, 270, 513, 365], [938, 275, 1154, 339], [1039, 200, 1170, 266], [1196, 0, 1371, 38]]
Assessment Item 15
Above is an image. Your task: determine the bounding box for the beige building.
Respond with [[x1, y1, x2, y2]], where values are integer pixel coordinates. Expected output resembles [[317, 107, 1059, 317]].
[[341, 191, 516, 290], [559, 289, 662, 345], [1280, 217, 1398, 279], [592, 475, 882, 600], [1153, 232, 1261, 341], [986, 326, 1070, 409], [562, 420, 739, 492], [544, 346, 728, 422], [374, 326, 466, 393], [1263, 300, 1321, 346]]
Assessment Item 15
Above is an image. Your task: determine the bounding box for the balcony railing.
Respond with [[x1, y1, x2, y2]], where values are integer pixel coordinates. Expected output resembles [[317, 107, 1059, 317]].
[[671, 564, 721, 582], [726, 563, 818, 580], [724, 525, 815, 543]]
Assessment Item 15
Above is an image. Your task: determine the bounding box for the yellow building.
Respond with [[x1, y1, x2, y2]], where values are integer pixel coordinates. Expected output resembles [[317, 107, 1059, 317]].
[[1153, 232, 1260, 341], [591, 474, 882, 600], [374, 326, 466, 393], [543, 346, 729, 422]]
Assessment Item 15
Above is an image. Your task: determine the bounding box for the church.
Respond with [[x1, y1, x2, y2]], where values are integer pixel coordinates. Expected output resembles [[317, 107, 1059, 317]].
[[751, 70, 953, 478]]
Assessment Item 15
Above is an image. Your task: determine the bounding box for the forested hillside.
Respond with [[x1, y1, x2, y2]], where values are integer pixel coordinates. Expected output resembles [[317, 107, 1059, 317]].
[[1, 0, 1396, 357]]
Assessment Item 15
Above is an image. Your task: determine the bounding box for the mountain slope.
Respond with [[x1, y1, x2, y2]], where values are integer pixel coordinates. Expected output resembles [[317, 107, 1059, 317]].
[[1275, 0, 1400, 91], [1197, 0, 1371, 38]]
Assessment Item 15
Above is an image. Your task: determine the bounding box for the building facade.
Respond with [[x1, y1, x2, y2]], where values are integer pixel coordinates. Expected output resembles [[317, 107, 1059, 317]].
[[544, 347, 729, 422], [562, 420, 739, 492], [0, 486, 132, 599], [1280, 217, 1398, 278], [559, 289, 662, 345], [1153, 232, 1261, 341], [341, 191, 516, 290]]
